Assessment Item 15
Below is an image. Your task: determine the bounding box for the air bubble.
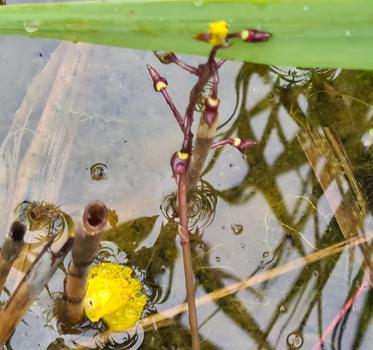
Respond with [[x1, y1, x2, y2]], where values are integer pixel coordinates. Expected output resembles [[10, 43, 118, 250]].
[[287, 332, 303, 349], [90, 163, 108, 181], [231, 224, 243, 235]]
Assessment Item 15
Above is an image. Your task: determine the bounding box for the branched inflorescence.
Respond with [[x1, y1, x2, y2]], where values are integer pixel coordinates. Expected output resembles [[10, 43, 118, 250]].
[[147, 20, 271, 349]]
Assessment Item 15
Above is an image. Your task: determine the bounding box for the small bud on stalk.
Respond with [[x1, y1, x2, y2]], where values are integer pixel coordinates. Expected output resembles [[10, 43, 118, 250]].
[[212, 137, 257, 153], [146, 64, 168, 91], [171, 151, 190, 179]]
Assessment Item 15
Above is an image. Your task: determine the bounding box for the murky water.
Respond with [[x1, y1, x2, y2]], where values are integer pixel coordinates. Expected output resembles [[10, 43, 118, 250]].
[[0, 32, 372, 350]]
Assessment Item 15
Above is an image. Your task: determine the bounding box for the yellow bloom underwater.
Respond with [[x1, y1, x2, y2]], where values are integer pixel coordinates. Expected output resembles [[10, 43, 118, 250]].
[[84, 262, 146, 331]]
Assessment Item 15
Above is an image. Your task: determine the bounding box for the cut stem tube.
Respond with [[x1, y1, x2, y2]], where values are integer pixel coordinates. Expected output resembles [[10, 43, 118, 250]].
[[0, 234, 73, 345], [64, 201, 108, 324], [0, 221, 26, 293]]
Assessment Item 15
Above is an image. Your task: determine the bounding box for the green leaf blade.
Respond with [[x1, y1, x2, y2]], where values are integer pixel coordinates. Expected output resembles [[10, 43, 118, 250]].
[[0, 0, 373, 69]]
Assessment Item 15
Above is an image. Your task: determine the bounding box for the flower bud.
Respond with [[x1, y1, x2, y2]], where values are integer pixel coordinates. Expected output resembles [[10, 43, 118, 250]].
[[170, 151, 189, 178], [240, 29, 271, 43], [146, 64, 168, 92]]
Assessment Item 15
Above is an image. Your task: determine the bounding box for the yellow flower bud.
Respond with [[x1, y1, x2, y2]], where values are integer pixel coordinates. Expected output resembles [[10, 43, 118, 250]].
[[208, 20, 229, 46], [177, 151, 189, 160]]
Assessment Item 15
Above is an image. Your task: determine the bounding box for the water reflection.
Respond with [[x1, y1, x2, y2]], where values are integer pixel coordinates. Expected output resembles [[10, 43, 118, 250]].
[[0, 43, 372, 349], [198, 62, 373, 349]]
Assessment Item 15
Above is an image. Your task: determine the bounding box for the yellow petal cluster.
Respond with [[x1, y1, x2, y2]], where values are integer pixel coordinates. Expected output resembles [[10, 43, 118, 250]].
[[208, 20, 229, 46], [84, 262, 146, 331]]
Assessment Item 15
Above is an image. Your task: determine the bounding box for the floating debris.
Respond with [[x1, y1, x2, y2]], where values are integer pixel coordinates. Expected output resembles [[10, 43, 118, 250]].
[[279, 304, 287, 313], [108, 209, 119, 227], [90, 163, 108, 181], [84, 262, 146, 331], [15, 200, 70, 237]]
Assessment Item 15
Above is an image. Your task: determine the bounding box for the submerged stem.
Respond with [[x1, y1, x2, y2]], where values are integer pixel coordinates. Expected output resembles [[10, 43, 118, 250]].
[[178, 172, 200, 350]]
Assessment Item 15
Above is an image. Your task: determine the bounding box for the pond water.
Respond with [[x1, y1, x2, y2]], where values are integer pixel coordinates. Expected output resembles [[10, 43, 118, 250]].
[[0, 34, 372, 350]]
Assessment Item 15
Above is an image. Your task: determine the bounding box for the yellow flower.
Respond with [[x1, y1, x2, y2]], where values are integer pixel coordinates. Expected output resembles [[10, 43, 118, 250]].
[[208, 20, 229, 46], [84, 262, 146, 331]]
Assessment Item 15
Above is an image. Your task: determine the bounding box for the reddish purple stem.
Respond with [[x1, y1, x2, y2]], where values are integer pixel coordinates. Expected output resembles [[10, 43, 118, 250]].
[[313, 276, 370, 350], [161, 89, 185, 133], [212, 138, 257, 153]]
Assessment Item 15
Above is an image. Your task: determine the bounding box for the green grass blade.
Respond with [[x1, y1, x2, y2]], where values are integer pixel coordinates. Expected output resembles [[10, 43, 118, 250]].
[[0, 0, 373, 69]]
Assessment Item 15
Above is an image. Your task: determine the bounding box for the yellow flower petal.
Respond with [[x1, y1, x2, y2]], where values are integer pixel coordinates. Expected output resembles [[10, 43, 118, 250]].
[[103, 294, 147, 331], [84, 262, 146, 330], [208, 20, 229, 46]]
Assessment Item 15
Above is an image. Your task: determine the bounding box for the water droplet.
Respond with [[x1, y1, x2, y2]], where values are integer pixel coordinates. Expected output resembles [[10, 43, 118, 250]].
[[90, 163, 108, 181], [303, 5, 308, 11], [240, 243, 245, 249], [345, 30, 351, 36], [280, 304, 287, 312], [193, 0, 204, 6], [24, 20, 40, 33], [231, 224, 243, 235], [215, 256, 221, 262], [260, 251, 273, 268], [287, 332, 303, 349]]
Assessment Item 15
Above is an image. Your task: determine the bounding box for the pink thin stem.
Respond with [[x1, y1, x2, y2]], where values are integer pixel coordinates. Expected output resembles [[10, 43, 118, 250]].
[[211, 138, 232, 149], [168, 55, 199, 75], [313, 276, 370, 350]]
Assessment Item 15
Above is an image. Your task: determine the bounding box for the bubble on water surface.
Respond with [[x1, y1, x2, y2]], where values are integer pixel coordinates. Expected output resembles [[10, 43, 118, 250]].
[[287, 332, 303, 349], [90, 162, 108, 181], [231, 223, 243, 235]]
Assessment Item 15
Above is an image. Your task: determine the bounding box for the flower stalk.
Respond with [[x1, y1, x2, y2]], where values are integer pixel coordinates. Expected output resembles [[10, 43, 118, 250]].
[[148, 21, 271, 349]]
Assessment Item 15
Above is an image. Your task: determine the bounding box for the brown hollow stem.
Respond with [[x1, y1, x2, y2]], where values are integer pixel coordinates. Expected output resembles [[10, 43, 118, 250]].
[[64, 201, 108, 324], [0, 235, 74, 345], [0, 221, 26, 293], [187, 116, 219, 197], [178, 173, 200, 350]]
